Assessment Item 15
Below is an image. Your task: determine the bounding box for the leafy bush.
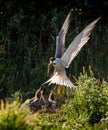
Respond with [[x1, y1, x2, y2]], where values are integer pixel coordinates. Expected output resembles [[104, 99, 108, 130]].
[[0, 1, 108, 130], [33, 72, 108, 130], [0, 72, 108, 130], [0, 3, 108, 99], [0, 100, 35, 130], [74, 70, 108, 125]]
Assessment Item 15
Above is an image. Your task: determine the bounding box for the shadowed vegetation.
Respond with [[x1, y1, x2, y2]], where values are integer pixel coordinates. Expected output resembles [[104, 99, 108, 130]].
[[0, 71, 108, 130], [0, 2, 108, 99], [0, 1, 108, 129]]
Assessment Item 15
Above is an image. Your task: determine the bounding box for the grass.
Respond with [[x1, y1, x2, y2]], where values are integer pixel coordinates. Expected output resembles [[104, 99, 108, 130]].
[[0, 5, 108, 129], [0, 100, 35, 130], [0, 71, 108, 130], [0, 8, 108, 99]]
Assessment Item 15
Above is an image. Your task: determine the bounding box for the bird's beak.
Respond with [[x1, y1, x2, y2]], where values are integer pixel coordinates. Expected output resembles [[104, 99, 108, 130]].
[[47, 62, 52, 76]]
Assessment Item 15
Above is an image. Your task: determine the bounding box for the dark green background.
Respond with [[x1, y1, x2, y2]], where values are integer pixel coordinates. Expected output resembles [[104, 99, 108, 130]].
[[0, 0, 108, 99]]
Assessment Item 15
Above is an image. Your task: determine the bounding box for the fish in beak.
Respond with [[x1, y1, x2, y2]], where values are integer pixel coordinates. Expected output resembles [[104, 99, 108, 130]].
[[47, 57, 55, 76], [47, 62, 52, 76]]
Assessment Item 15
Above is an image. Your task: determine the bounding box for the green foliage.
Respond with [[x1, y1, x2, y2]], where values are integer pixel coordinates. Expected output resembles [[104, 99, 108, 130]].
[[0, 73, 108, 129], [0, 100, 35, 130], [0, 1, 108, 129], [0, 0, 108, 108], [74, 71, 108, 125], [33, 72, 108, 130]]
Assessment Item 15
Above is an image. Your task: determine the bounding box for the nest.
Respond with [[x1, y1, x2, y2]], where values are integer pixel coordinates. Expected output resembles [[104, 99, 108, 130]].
[[28, 87, 58, 112]]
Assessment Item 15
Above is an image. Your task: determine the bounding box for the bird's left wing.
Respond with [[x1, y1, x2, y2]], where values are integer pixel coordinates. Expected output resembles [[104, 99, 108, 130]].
[[61, 17, 101, 68], [55, 11, 71, 58]]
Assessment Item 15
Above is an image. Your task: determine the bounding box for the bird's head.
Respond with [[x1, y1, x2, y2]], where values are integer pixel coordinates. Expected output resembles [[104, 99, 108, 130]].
[[49, 57, 56, 65]]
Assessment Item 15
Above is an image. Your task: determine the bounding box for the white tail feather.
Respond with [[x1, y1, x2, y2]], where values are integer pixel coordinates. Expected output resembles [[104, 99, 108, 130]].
[[43, 73, 75, 88]]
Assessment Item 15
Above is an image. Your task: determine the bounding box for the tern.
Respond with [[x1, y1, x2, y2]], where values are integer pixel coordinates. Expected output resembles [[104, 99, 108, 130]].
[[43, 11, 100, 88]]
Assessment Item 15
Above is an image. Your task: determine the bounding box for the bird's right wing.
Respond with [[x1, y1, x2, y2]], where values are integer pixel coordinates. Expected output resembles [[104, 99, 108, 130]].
[[61, 17, 101, 68], [55, 11, 71, 58]]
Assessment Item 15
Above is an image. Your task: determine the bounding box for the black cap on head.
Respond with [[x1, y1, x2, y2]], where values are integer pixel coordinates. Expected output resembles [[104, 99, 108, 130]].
[[50, 57, 55, 61]]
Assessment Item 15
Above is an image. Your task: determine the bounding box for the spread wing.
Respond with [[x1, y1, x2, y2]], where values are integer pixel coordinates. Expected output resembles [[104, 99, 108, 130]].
[[61, 17, 101, 68], [55, 11, 71, 58]]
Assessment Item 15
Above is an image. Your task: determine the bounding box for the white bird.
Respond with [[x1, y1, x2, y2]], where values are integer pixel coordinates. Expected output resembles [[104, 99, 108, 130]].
[[43, 11, 100, 88]]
